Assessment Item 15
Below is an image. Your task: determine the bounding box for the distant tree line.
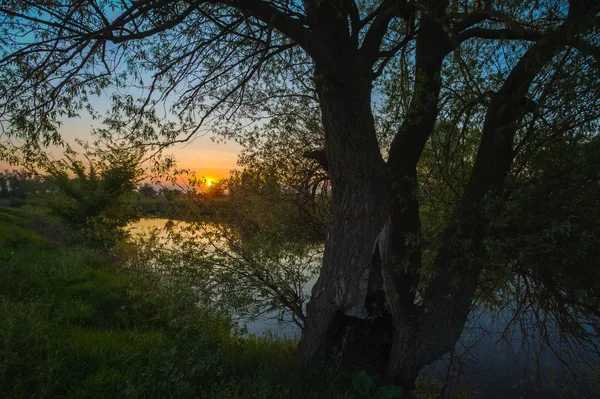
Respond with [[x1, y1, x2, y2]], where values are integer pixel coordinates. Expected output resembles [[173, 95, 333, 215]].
[[0, 170, 53, 202]]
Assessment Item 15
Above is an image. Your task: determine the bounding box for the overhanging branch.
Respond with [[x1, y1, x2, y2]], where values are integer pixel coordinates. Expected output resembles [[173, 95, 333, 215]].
[[458, 27, 544, 43]]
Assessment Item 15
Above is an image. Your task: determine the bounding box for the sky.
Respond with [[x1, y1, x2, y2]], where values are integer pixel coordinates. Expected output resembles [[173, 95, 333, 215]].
[[1, 101, 242, 185], [72, 112, 242, 183], [0, 7, 243, 185]]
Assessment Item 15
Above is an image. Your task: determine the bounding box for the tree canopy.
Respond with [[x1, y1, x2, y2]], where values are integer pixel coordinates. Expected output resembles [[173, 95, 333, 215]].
[[1, 0, 600, 393]]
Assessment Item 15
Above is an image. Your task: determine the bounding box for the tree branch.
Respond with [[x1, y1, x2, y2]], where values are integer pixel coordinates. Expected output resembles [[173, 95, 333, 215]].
[[303, 148, 328, 172], [572, 38, 600, 69], [458, 27, 544, 43], [221, 0, 316, 54], [357, 0, 409, 68]]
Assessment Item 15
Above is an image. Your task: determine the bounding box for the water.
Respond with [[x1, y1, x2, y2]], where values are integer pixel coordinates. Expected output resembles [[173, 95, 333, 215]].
[[128, 218, 318, 336], [129, 218, 597, 398]]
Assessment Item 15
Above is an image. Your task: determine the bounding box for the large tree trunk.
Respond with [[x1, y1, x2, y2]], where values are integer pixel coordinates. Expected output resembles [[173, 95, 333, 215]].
[[381, 11, 580, 390], [299, 0, 592, 393], [299, 3, 457, 385], [380, 8, 452, 389], [298, 65, 392, 362]]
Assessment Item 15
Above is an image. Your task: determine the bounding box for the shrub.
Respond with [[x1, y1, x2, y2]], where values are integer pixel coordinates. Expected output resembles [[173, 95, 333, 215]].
[[42, 146, 143, 247]]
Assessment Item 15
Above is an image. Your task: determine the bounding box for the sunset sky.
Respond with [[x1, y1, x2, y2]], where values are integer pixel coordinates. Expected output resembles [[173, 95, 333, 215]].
[[1, 106, 242, 185]]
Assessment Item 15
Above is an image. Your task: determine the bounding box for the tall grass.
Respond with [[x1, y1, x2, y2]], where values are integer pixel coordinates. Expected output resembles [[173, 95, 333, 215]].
[[0, 206, 356, 398], [0, 206, 462, 399]]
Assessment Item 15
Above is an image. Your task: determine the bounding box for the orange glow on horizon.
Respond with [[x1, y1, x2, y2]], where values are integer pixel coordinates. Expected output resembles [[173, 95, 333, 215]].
[[1, 96, 244, 179]]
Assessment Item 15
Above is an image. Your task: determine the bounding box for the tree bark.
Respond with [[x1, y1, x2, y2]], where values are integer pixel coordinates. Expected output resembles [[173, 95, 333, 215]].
[[385, 8, 587, 389], [381, 6, 451, 388], [299, 0, 596, 392], [299, 64, 392, 361]]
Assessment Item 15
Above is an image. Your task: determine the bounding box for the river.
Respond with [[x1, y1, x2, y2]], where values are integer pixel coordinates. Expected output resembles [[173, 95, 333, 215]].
[[129, 218, 597, 398]]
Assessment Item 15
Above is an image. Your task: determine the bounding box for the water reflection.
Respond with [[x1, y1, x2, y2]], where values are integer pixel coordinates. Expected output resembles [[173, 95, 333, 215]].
[[129, 218, 319, 330], [129, 219, 595, 398]]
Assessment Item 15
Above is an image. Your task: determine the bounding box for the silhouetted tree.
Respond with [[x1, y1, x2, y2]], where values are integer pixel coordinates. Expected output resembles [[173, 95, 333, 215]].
[[41, 147, 144, 246], [1, 0, 599, 391], [138, 183, 157, 198]]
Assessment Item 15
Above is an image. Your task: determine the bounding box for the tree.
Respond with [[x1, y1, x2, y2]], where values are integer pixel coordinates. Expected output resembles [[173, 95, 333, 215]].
[[227, 108, 330, 241], [1, 0, 599, 392], [40, 145, 144, 246], [138, 183, 157, 198], [0, 169, 49, 200], [205, 179, 227, 198]]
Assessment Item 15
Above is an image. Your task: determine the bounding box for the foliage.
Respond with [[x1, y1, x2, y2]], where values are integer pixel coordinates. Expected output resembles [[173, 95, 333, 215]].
[[135, 157, 324, 328], [1, 0, 600, 391], [129, 215, 320, 329], [476, 135, 600, 363], [131, 195, 232, 220], [0, 169, 45, 198], [205, 178, 227, 198], [0, 206, 355, 399], [41, 145, 144, 247], [225, 96, 328, 242], [352, 371, 404, 399], [0, 169, 53, 207], [137, 183, 157, 198], [227, 167, 327, 242]]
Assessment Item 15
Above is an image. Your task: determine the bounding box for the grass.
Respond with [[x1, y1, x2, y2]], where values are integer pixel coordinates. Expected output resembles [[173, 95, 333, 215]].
[[0, 206, 355, 399], [0, 206, 457, 399]]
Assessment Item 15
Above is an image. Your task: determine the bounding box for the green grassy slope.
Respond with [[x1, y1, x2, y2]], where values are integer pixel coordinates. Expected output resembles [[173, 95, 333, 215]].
[[0, 207, 353, 399]]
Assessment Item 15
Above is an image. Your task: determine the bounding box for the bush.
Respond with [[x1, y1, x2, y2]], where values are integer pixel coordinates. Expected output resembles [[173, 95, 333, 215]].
[[42, 147, 143, 247], [0, 207, 356, 398]]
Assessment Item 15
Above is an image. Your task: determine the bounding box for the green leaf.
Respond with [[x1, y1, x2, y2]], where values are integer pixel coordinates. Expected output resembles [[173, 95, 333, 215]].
[[352, 371, 376, 396], [376, 385, 404, 399]]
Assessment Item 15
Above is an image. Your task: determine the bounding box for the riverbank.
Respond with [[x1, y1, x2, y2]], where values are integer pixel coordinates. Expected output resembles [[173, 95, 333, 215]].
[[131, 196, 233, 220], [0, 206, 354, 398], [4, 206, 594, 398]]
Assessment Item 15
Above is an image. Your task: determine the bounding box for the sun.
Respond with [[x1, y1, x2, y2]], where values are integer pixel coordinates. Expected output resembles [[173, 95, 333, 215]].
[[206, 179, 213, 187]]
